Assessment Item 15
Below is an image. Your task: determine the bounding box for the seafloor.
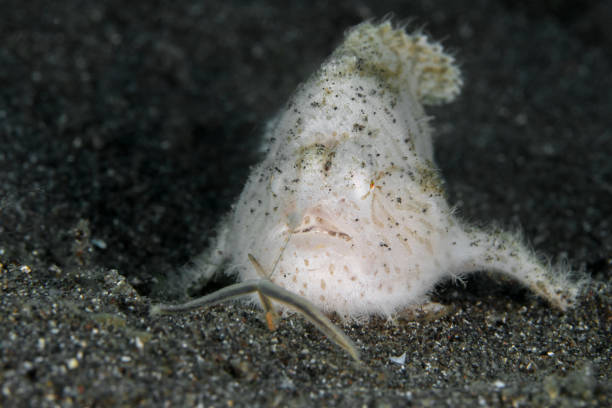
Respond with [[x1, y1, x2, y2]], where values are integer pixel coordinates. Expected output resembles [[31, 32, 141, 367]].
[[1, 0, 610, 406]]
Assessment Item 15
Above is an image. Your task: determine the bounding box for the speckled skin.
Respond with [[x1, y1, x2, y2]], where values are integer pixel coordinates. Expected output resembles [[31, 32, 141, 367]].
[[185, 22, 581, 319]]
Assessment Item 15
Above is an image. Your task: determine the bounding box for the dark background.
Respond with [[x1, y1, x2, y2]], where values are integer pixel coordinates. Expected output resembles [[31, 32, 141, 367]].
[[1, 0, 610, 406]]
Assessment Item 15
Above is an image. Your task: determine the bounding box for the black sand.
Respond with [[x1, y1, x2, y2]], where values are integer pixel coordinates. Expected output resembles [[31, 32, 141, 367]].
[[1, 0, 610, 406]]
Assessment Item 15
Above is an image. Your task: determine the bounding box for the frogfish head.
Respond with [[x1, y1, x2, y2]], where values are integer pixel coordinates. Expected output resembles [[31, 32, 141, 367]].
[[238, 138, 452, 318]]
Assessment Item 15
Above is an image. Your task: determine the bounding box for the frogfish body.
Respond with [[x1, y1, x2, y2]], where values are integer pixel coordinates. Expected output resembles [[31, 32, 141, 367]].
[[178, 22, 581, 320]]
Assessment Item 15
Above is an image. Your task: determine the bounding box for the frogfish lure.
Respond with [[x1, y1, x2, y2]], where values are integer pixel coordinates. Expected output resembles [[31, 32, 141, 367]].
[[152, 21, 584, 361]]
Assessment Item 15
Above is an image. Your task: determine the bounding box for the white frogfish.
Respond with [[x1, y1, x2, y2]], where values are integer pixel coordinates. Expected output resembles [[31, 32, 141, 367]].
[[171, 21, 582, 322]]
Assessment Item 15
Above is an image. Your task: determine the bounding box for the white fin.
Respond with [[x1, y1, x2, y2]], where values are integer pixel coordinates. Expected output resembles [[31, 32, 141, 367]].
[[340, 21, 463, 105]]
